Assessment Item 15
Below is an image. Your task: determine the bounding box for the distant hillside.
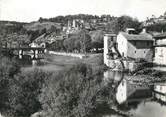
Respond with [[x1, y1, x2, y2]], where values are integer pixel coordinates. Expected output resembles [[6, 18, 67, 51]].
[[0, 20, 63, 45], [24, 21, 62, 31]]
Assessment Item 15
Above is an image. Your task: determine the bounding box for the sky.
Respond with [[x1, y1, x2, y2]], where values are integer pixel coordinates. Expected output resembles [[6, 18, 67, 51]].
[[0, 0, 166, 22]]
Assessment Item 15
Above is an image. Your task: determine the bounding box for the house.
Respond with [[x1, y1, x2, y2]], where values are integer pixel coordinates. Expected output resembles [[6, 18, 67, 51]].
[[117, 28, 154, 62], [104, 33, 117, 66], [153, 33, 166, 65], [153, 82, 166, 102]]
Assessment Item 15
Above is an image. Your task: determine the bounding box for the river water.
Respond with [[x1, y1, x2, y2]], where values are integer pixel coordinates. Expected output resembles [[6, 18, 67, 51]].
[[103, 70, 166, 117], [19, 56, 166, 117]]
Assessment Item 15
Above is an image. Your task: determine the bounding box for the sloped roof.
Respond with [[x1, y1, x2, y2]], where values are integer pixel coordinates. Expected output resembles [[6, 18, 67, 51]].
[[34, 34, 46, 43], [120, 32, 154, 41], [153, 33, 166, 39]]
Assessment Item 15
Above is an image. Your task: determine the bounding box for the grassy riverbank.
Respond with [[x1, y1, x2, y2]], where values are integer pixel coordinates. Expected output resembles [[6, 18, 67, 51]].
[[22, 53, 105, 72]]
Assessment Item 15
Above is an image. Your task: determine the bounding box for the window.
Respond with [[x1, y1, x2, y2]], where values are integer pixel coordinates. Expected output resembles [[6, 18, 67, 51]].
[[147, 42, 150, 46], [111, 36, 114, 41], [134, 41, 136, 46], [135, 51, 136, 53]]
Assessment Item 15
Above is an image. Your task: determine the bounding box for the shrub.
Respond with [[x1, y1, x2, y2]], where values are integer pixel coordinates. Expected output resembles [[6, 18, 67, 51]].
[[8, 69, 52, 117], [39, 63, 110, 117], [0, 57, 20, 113]]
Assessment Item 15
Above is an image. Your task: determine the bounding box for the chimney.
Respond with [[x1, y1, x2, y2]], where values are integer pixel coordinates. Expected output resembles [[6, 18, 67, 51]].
[[142, 28, 147, 33]]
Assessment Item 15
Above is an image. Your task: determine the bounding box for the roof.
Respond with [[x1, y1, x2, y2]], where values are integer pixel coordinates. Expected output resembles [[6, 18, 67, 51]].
[[120, 32, 154, 41], [153, 33, 166, 39]]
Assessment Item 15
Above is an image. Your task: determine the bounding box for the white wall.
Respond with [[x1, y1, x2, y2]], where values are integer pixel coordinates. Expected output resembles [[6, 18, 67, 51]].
[[49, 51, 86, 59], [154, 84, 166, 102], [117, 33, 128, 57], [154, 47, 166, 65], [156, 38, 166, 45]]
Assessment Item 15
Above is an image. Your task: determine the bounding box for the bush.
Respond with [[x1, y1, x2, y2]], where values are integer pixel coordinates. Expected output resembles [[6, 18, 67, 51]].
[[0, 57, 20, 113], [8, 69, 52, 117], [39, 63, 111, 117]]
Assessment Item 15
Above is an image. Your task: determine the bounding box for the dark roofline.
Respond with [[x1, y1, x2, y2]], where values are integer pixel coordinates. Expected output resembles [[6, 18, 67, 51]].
[[128, 39, 153, 41], [120, 32, 154, 41], [154, 45, 166, 47], [153, 33, 166, 39]]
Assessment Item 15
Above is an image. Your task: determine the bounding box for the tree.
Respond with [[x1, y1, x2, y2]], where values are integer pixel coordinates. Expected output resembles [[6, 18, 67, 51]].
[[63, 37, 77, 52], [9, 69, 51, 117], [63, 30, 92, 53], [90, 30, 104, 52], [146, 23, 166, 32], [0, 57, 20, 113], [108, 16, 141, 34], [79, 30, 92, 53]]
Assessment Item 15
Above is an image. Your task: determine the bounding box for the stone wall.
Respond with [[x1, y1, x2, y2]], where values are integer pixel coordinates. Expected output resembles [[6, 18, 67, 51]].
[[49, 51, 86, 59]]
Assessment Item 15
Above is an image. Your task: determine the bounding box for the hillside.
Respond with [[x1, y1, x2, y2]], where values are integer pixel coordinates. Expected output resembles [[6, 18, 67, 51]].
[[24, 21, 62, 31], [0, 20, 63, 46]]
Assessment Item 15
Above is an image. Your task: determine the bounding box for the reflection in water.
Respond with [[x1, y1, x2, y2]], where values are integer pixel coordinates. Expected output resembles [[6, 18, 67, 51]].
[[130, 101, 166, 117], [103, 69, 124, 84], [17, 55, 44, 67], [116, 79, 152, 105], [103, 70, 166, 117], [115, 79, 127, 104]]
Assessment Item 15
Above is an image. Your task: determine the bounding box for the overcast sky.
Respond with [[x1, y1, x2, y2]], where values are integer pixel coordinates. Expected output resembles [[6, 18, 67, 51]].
[[0, 0, 166, 22]]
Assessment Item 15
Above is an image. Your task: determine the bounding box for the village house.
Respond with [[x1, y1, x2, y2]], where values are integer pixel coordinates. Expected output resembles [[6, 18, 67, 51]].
[[29, 34, 46, 48], [153, 83, 166, 102], [104, 33, 117, 66], [153, 33, 166, 65], [116, 28, 154, 62]]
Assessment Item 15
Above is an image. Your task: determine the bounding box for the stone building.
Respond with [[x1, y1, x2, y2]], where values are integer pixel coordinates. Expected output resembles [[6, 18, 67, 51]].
[[117, 28, 154, 62], [153, 33, 166, 65]]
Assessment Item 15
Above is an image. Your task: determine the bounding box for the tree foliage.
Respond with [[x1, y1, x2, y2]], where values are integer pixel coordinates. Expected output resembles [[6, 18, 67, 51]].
[[63, 30, 91, 53], [39, 63, 110, 117], [90, 30, 104, 51], [146, 23, 166, 32], [108, 16, 141, 34], [9, 69, 51, 117], [0, 57, 20, 113]]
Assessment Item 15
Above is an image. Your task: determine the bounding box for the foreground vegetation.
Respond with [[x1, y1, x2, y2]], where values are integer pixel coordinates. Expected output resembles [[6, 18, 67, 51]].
[[0, 54, 113, 117]]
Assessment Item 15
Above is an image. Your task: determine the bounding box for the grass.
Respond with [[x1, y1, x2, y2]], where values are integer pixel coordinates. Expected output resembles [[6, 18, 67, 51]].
[[22, 53, 104, 72]]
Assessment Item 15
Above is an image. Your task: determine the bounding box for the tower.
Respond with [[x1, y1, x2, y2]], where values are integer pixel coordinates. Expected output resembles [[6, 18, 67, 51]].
[[104, 34, 117, 66]]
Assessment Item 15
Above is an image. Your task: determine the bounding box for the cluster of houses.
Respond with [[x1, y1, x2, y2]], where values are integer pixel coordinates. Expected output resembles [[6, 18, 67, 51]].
[[104, 28, 166, 69], [63, 17, 112, 34]]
